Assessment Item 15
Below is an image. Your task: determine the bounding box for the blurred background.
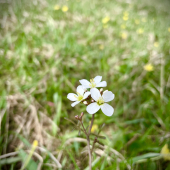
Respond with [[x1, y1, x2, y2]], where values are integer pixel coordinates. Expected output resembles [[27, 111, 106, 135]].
[[0, 0, 170, 169]]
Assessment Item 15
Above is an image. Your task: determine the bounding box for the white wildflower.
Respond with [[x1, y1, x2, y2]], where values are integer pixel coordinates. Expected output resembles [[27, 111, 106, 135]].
[[79, 76, 107, 89], [67, 86, 90, 107], [86, 88, 114, 116]]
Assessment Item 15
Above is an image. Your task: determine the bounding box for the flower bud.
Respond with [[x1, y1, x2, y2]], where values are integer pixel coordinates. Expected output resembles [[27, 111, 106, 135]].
[[79, 112, 84, 121], [100, 88, 103, 95], [91, 99, 94, 103], [75, 115, 79, 120], [83, 101, 88, 105], [100, 88, 103, 93], [80, 112, 84, 117]]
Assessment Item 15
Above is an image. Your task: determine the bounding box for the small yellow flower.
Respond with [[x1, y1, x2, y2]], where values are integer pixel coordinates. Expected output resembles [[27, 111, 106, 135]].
[[154, 42, 159, 47], [168, 27, 170, 32], [143, 64, 154, 72], [62, 6, 68, 12], [102, 17, 110, 24], [121, 32, 128, 39], [123, 16, 128, 21], [161, 144, 170, 161], [137, 28, 144, 34], [142, 18, 147, 22], [91, 124, 98, 133], [103, 24, 108, 28], [99, 45, 104, 50], [32, 140, 38, 148], [135, 19, 140, 25], [121, 24, 126, 29], [54, 5, 60, 10]]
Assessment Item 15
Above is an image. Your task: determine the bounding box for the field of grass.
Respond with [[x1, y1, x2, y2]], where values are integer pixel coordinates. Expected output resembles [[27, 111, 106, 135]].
[[0, 0, 170, 169]]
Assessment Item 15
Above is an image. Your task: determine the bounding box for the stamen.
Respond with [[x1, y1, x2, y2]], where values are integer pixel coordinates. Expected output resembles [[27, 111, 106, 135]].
[[74, 95, 78, 99], [89, 78, 96, 88], [97, 97, 104, 105], [76, 92, 83, 101]]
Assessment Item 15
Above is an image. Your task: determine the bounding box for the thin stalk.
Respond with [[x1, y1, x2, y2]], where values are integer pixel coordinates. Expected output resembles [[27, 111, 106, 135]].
[[80, 114, 95, 170], [88, 114, 95, 135], [87, 136, 92, 170], [80, 121, 88, 136]]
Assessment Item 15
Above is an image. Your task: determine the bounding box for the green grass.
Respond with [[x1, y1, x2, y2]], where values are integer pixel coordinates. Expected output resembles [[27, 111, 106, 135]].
[[0, 0, 170, 169]]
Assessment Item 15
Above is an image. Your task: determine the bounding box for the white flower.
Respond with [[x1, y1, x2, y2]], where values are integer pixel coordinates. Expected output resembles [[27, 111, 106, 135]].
[[79, 76, 107, 89], [86, 88, 114, 116], [67, 85, 91, 107]]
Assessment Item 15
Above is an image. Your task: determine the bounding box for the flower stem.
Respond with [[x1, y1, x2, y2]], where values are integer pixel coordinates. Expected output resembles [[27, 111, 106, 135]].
[[88, 114, 95, 135], [87, 114, 95, 170], [87, 136, 92, 170]]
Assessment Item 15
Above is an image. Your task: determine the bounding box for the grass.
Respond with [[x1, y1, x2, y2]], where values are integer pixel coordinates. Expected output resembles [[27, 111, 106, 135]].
[[0, 0, 170, 169]]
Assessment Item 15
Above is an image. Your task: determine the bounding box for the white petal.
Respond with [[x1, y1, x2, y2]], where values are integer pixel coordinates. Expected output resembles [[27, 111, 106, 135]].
[[71, 101, 80, 107], [79, 79, 91, 88], [90, 88, 101, 101], [102, 91, 115, 102], [83, 92, 91, 99], [86, 102, 100, 114], [94, 76, 102, 84], [96, 81, 107, 87], [67, 93, 77, 101], [76, 85, 85, 95], [101, 103, 114, 116]]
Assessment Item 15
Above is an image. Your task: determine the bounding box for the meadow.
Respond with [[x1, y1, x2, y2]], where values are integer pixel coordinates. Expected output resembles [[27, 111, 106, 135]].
[[0, 0, 170, 169]]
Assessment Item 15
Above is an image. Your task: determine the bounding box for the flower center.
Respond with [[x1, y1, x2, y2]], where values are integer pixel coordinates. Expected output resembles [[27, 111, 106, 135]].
[[74, 92, 83, 101], [89, 78, 96, 88], [97, 97, 104, 105]]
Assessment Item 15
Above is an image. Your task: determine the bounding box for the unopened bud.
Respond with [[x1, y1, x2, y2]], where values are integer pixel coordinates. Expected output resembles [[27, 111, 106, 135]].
[[91, 99, 94, 103], [100, 88, 103, 93], [80, 112, 84, 117], [75, 115, 79, 120], [79, 112, 84, 121], [100, 88, 104, 95], [83, 101, 88, 105]]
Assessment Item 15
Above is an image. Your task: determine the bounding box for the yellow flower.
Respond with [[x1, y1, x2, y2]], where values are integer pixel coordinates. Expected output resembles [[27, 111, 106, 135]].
[[137, 28, 144, 34], [143, 64, 154, 71], [62, 6, 68, 12], [121, 32, 128, 39], [103, 24, 108, 28], [91, 124, 98, 133], [32, 140, 38, 149], [123, 16, 128, 21], [135, 19, 140, 25], [121, 24, 126, 29], [99, 45, 104, 50], [142, 18, 147, 22], [168, 27, 170, 32], [161, 144, 170, 161], [102, 17, 110, 24], [54, 5, 60, 10], [154, 42, 159, 47]]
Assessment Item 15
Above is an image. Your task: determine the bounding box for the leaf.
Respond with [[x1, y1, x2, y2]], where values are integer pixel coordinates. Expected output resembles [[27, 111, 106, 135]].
[[0, 157, 21, 165], [131, 153, 161, 163], [18, 150, 38, 170]]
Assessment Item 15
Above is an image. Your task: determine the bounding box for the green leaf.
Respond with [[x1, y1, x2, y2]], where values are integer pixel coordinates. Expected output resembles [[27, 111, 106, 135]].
[[18, 150, 38, 170], [131, 153, 161, 163]]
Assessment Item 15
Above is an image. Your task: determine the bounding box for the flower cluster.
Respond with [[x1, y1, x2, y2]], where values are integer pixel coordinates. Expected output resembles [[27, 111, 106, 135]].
[[67, 76, 115, 116]]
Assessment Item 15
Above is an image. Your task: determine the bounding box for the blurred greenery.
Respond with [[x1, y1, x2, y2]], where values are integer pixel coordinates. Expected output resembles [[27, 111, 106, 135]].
[[0, 0, 170, 169]]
